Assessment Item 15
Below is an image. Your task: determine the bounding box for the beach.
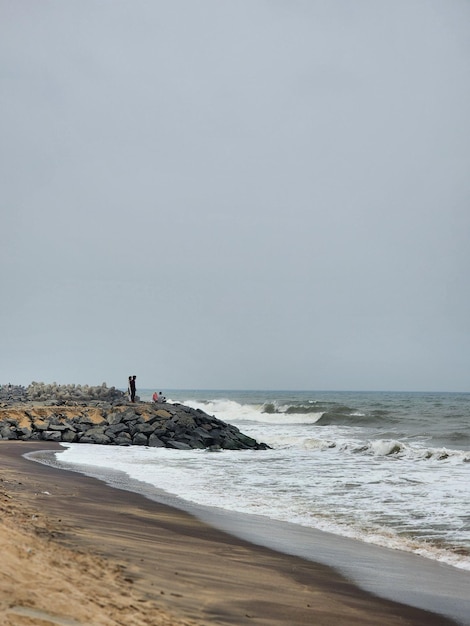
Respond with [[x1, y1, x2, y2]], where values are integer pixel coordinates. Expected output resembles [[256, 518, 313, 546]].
[[0, 441, 457, 626]]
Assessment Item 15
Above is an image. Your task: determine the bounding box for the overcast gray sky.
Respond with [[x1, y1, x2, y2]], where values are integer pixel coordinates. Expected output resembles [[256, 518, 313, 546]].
[[1, 0, 469, 391]]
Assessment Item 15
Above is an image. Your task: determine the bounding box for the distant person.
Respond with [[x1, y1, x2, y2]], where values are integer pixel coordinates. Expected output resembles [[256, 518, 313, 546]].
[[129, 375, 137, 403], [152, 391, 159, 403], [157, 391, 166, 403]]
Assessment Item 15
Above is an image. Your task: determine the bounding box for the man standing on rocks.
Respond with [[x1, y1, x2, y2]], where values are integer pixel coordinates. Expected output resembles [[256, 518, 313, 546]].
[[129, 375, 137, 403]]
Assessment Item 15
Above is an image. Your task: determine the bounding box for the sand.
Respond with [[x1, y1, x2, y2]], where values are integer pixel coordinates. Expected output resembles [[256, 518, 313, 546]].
[[0, 441, 457, 626]]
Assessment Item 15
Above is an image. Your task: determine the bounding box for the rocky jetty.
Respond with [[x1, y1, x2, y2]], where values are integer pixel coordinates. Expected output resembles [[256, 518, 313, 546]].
[[0, 382, 126, 405], [0, 383, 269, 451], [0, 383, 28, 404]]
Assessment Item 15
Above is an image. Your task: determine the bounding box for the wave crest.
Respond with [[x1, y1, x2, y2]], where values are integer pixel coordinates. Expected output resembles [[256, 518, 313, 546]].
[[339, 439, 470, 463]]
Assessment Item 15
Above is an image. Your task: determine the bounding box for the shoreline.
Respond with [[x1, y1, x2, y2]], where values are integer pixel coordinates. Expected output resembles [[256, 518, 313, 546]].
[[32, 444, 470, 624], [0, 441, 461, 626]]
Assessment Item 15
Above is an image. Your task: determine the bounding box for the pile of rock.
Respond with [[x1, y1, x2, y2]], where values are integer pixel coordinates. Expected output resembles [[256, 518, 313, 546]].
[[1, 382, 126, 407], [0, 381, 270, 450], [0, 401, 269, 451], [0, 384, 28, 404], [25, 382, 126, 404]]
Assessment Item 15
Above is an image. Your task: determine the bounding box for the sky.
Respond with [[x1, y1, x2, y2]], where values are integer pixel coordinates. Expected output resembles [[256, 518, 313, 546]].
[[1, 0, 469, 392]]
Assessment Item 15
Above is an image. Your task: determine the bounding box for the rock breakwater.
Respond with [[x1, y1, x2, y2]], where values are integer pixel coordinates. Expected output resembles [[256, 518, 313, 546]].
[[0, 383, 269, 451], [0, 382, 125, 405]]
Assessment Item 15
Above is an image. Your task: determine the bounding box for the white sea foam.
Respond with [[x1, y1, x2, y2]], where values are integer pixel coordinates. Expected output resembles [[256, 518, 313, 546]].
[[178, 398, 325, 424], [56, 437, 470, 572]]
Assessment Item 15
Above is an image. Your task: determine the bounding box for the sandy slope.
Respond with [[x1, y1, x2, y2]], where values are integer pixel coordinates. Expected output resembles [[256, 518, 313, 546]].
[[0, 450, 193, 626]]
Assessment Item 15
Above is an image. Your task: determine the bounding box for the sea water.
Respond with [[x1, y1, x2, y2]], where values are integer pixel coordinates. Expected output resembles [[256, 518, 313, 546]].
[[39, 390, 470, 622], [54, 390, 470, 570]]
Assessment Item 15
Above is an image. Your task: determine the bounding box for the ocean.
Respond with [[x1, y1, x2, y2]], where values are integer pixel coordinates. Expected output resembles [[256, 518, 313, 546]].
[[35, 389, 470, 623]]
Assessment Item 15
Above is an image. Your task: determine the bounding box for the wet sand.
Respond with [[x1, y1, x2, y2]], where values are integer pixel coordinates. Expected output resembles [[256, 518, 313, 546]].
[[0, 441, 458, 626]]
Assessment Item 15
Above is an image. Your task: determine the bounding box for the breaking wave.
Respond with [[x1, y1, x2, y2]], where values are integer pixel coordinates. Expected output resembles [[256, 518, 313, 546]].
[[340, 439, 470, 463]]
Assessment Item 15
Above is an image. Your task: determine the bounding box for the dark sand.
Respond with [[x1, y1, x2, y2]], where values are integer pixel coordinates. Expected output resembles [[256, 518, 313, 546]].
[[0, 441, 458, 626]]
